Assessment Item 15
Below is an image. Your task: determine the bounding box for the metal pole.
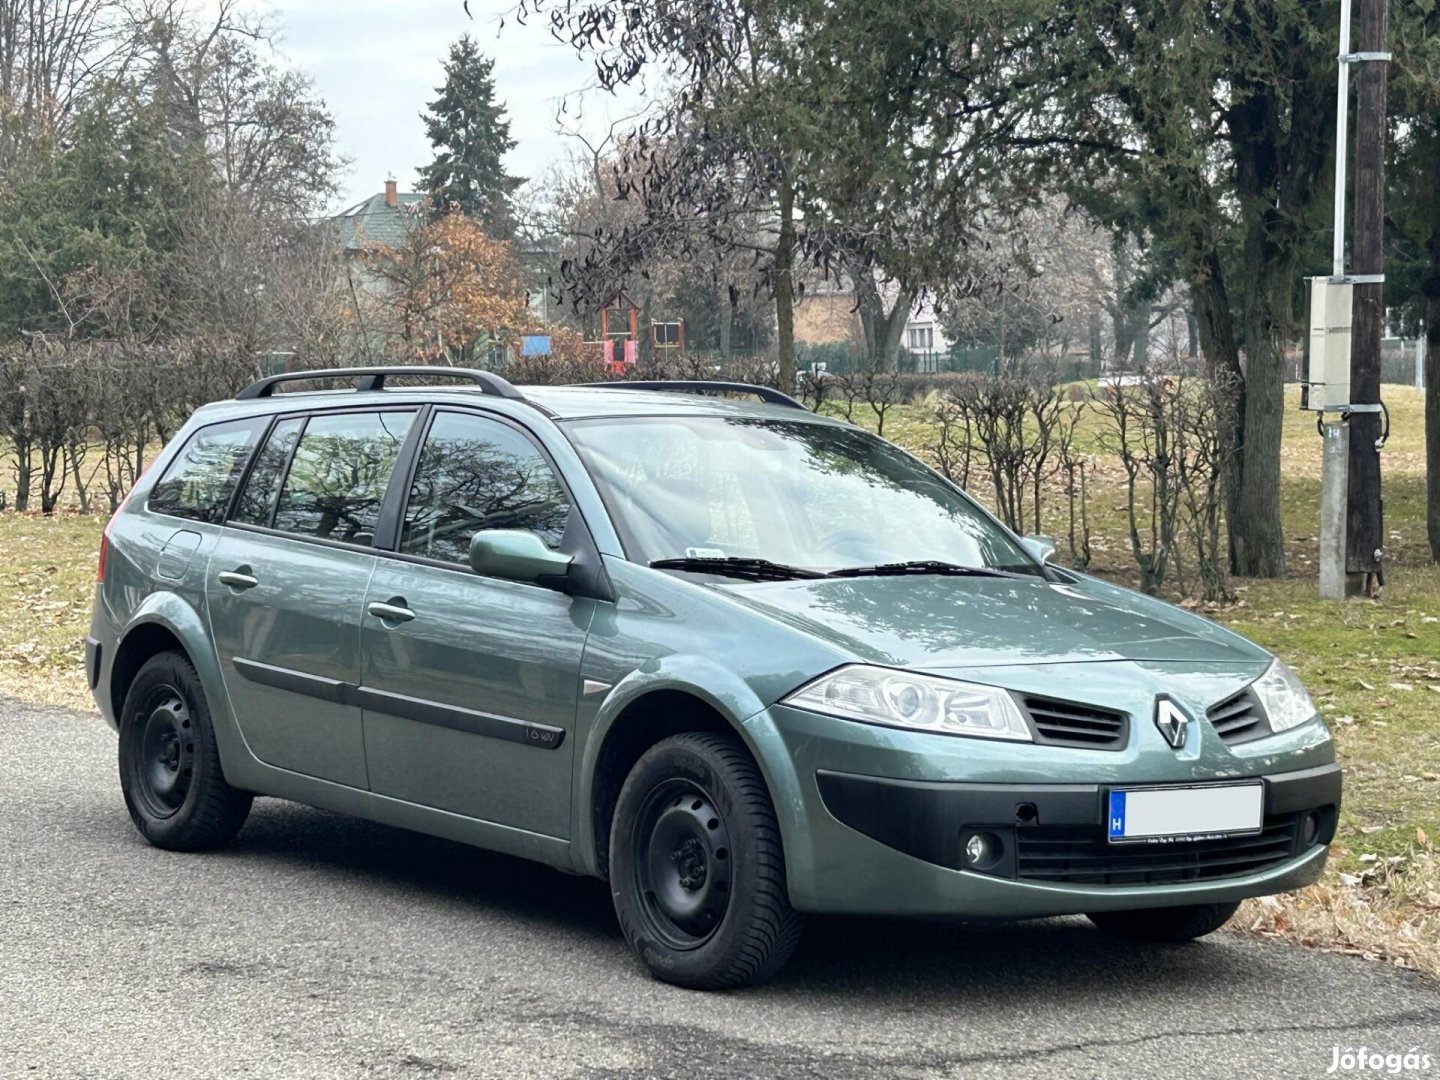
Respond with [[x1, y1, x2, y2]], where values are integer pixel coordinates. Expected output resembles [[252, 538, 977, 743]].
[[1333, 0, 1352, 277], [1418, 337, 1425, 391], [1319, 0, 1353, 599], [1320, 422, 1351, 598]]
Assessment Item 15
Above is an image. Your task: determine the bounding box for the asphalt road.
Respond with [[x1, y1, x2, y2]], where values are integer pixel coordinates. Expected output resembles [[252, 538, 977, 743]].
[[3, 695, 1437, 1080]]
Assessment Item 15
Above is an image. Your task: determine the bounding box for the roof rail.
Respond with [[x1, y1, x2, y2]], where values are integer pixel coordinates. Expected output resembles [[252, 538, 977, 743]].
[[236, 366, 524, 401], [580, 380, 807, 410]]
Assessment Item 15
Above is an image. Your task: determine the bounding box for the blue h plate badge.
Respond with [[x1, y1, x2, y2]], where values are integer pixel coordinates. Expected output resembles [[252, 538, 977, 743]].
[[1108, 790, 1127, 839]]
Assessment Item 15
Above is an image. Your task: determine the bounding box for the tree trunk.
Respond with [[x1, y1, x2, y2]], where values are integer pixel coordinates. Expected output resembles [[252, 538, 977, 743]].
[[878, 289, 913, 371], [13, 438, 31, 512], [1427, 288, 1440, 563], [1426, 126, 1440, 563], [717, 280, 733, 361], [1231, 253, 1289, 578], [773, 176, 797, 391], [633, 290, 653, 370], [1131, 304, 1151, 366], [854, 265, 913, 372], [1219, 80, 1316, 580], [1188, 253, 1248, 575]]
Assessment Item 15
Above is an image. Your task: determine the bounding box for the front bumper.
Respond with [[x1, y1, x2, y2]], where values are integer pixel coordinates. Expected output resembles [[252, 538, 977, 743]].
[[817, 764, 1339, 888], [746, 701, 1340, 918]]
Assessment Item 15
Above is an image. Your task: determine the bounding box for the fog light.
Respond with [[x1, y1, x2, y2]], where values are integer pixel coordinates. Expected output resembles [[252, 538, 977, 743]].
[[964, 834, 989, 865], [1301, 812, 1320, 847], [964, 832, 1005, 869]]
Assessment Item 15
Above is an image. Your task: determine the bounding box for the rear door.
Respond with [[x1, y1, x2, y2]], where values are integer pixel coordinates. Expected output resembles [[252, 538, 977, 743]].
[[207, 407, 419, 788], [359, 409, 594, 837]]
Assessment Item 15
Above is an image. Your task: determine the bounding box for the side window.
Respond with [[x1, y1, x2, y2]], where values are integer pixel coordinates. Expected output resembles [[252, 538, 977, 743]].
[[148, 418, 265, 524], [400, 412, 572, 565], [231, 417, 304, 526], [272, 410, 416, 546]]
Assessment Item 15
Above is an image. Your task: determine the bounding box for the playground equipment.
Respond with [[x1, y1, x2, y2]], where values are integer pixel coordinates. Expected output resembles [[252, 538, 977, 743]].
[[586, 293, 687, 374]]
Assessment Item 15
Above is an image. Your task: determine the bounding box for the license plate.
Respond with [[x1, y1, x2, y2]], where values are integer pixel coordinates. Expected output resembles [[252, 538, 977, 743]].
[[1107, 783, 1264, 843]]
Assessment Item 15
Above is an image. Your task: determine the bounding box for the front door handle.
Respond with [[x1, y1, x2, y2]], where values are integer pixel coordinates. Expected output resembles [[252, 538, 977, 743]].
[[367, 600, 415, 623], [217, 569, 258, 590]]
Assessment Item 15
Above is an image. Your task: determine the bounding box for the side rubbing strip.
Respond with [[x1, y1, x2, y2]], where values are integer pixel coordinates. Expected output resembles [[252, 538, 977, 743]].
[[233, 657, 351, 705], [354, 686, 565, 750], [230, 657, 565, 750]]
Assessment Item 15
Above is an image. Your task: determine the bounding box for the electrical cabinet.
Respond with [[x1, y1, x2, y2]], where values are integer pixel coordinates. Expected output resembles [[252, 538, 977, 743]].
[[1303, 278, 1352, 411]]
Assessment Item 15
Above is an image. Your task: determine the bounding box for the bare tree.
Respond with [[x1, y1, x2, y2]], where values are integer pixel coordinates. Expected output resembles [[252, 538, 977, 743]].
[[1055, 394, 1092, 568], [0, 0, 136, 169]]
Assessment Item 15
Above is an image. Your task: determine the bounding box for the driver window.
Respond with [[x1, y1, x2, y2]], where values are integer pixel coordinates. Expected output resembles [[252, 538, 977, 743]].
[[400, 412, 571, 564]]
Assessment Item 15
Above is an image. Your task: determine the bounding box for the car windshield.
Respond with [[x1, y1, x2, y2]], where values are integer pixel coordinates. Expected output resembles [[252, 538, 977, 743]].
[[564, 415, 1042, 576]]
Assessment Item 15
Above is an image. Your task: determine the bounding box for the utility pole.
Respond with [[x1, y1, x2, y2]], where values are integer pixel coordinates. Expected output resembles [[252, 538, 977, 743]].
[[1316, 0, 1356, 600], [1345, 0, 1389, 596]]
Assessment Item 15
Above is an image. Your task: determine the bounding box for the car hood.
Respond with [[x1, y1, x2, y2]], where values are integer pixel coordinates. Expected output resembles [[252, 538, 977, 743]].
[[713, 573, 1270, 670]]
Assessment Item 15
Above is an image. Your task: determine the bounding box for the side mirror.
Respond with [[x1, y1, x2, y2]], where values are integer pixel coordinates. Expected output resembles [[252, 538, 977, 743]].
[[1021, 535, 1057, 564], [469, 530, 574, 587]]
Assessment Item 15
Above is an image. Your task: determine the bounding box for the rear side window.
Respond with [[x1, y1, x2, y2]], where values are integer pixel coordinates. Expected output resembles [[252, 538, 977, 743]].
[[232, 417, 304, 526], [399, 411, 572, 564], [148, 418, 265, 523], [272, 410, 416, 546]]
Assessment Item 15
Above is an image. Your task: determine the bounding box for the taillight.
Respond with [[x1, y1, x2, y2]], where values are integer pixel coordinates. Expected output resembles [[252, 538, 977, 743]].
[[97, 516, 115, 582], [98, 462, 152, 582]]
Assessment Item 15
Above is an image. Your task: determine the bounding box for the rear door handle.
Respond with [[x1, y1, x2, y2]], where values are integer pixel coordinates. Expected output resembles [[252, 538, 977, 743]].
[[367, 600, 415, 623], [217, 569, 258, 590]]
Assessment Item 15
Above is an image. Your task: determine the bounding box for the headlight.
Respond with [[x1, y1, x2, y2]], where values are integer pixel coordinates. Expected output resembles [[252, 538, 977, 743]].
[[1252, 659, 1319, 732], [783, 665, 1032, 741]]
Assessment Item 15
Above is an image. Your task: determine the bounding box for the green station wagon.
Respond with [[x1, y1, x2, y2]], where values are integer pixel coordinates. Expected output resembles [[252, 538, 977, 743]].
[[87, 367, 1341, 988]]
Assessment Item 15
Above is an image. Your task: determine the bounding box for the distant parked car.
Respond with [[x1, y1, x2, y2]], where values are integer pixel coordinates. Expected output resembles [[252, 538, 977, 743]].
[[88, 368, 1339, 988], [1098, 371, 1180, 401]]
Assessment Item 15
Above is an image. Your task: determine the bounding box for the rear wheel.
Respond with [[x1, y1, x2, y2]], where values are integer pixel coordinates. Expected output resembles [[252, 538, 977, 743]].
[[118, 651, 251, 851], [1087, 900, 1240, 943], [610, 732, 803, 989]]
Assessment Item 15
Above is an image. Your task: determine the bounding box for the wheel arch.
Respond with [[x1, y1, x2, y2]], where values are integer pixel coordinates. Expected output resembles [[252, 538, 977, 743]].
[[109, 593, 247, 782], [109, 621, 188, 720], [577, 679, 784, 881]]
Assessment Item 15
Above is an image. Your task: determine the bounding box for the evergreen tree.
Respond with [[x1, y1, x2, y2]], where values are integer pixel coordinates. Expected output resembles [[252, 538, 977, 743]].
[[418, 37, 521, 236]]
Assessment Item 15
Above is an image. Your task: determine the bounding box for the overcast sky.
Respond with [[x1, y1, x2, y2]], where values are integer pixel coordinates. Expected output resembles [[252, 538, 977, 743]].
[[262, 0, 637, 212]]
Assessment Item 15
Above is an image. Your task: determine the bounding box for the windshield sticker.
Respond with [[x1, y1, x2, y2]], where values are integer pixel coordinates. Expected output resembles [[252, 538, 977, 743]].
[[685, 546, 727, 559]]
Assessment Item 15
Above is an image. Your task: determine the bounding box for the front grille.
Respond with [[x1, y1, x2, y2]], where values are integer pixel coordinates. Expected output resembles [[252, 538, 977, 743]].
[[1022, 695, 1128, 750], [1015, 813, 1302, 885], [1207, 688, 1271, 745]]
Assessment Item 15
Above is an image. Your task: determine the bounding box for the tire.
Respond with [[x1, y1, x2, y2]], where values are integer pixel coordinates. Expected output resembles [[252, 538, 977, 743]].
[[609, 732, 804, 989], [1087, 900, 1241, 943], [118, 651, 252, 852]]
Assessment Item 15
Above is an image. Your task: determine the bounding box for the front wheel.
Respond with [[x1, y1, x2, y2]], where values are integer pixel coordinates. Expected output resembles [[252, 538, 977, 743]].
[[609, 732, 804, 989], [118, 651, 252, 851], [1087, 900, 1240, 943]]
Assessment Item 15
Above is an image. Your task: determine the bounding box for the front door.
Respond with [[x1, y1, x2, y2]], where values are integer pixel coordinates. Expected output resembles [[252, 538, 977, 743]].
[[207, 408, 418, 788], [360, 410, 593, 838]]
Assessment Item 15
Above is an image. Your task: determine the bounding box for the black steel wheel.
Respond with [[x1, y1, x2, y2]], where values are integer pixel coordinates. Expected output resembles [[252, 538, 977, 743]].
[[610, 732, 804, 989], [130, 686, 196, 820], [632, 779, 734, 950], [119, 651, 251, 851]]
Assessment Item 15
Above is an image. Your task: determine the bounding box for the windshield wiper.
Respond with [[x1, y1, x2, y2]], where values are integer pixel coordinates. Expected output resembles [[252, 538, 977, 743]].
[[827, 560, 1025, 580], [649, 557, 825, 582]]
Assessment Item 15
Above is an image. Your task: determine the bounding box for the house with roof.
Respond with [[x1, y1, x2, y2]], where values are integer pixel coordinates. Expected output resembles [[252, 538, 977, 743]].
[[331, 176, 552, 317], [332, 178, 426, 255]]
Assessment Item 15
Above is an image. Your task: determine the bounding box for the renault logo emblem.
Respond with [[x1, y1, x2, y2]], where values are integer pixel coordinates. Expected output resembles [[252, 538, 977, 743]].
[[1154, 697, 1190, 750]]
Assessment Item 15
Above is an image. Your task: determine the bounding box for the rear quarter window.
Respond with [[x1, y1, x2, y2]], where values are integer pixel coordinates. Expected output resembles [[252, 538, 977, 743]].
[[231, 416, 304, 526], [147, 418, 266, 524]]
